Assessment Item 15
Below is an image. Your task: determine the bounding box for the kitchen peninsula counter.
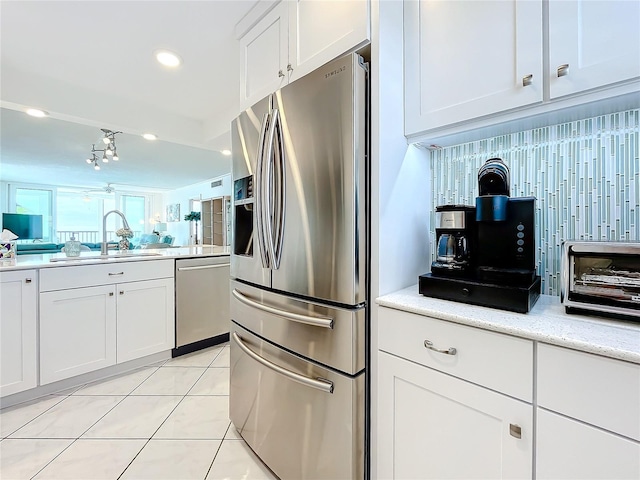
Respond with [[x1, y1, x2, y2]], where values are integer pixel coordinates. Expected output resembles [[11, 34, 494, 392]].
[[377, 285, 640, 364], [0, 245, 230, 272]]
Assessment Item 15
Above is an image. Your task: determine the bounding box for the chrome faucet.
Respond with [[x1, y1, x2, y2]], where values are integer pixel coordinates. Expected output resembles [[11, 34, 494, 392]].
[[102, 210, 131, 255]]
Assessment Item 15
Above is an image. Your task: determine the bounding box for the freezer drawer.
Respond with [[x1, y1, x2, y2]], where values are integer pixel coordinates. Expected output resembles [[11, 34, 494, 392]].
[[231, 280, 365, 375], [230, 322, 364, 480], [175, 256, 230, 348]]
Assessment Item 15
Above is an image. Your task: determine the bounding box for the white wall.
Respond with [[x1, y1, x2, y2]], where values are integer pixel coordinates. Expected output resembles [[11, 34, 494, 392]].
[[370, 0, 432, 476], [161, 174, 231, 246]]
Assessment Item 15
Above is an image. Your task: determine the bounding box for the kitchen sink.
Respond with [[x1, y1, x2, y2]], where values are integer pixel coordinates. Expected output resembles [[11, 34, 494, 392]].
[[49, 252, 162, 262]]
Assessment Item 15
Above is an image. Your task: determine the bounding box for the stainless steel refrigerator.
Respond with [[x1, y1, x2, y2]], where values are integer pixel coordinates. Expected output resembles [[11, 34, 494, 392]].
[[230, 52, 368, 480]]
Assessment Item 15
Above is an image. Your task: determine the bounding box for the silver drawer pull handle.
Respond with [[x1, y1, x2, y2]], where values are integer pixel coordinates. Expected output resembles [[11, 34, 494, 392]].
[[510, 423, 522, 439], [424, 339, 457, 356], [25, 278, 32, 283], [557, 64, 569, 77], [232, 289, 334, 329], [108, 272, 124, 276], [522, 74, 533, 86], [177, 264, 230, 271], [232, 332, 334, 393]]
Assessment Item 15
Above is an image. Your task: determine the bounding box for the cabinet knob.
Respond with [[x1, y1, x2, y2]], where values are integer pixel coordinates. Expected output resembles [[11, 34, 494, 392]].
[[509, 423, 522, 439], [278, 70, 285, 78], [119, 290, 125, 295], [424, 339, 457, 356], [25, 278, 32, 283], [557, 64, 569, 77], [522, 74, 533, 87], [109, 292, 114, 297], [287, 63, 293, 72]]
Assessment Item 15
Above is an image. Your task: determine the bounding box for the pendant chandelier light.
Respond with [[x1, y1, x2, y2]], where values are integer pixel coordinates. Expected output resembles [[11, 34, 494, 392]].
[[86, 128, 121, 170]]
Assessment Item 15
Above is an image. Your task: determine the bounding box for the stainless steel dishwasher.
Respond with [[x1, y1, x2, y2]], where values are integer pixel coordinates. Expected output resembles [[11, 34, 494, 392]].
[[174, 256, 230, 356]]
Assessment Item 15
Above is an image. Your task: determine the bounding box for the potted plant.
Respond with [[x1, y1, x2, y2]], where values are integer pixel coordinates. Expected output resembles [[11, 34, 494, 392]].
[[184, 211, 201, 245]]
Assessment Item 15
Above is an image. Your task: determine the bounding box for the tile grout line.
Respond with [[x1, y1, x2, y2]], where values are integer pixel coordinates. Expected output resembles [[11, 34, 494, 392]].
[[117, 353, 219, 479]]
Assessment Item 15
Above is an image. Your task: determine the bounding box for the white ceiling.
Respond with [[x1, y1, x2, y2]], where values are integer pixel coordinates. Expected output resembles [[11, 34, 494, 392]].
[[0, 0, 259, 191]]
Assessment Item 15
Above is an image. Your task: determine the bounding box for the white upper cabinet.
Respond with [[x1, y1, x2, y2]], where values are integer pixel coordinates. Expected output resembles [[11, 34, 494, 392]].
[[404, 0, 543, 134], [548, 0, 640, 99], [239, 0, 370, 110], [288, 0, 369, 82], [239, 2, 289, 109], [404, 0, 640, 141]]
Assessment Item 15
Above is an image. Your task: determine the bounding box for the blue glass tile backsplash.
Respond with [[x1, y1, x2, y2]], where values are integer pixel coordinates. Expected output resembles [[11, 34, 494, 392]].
[[430, 109, 639, 296]]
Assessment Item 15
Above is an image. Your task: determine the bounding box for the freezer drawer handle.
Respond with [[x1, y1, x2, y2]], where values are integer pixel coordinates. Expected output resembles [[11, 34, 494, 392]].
[[232, 332, 334, 394], [232, 289, 334, 329], [177, 264, 230, 271]]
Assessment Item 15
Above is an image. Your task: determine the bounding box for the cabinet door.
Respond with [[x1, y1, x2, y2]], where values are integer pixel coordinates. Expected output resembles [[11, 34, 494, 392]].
[[404, 0, 543, 135], [549, 0, 640, 99], [40, 286, 116, 385], [378, 351, 533, 479], [288, 0, 369, 82], [0, 271, 37, 397], [537, 409, 640, 480], [239, 2, 288, 110], [116, 278, 175, 363]]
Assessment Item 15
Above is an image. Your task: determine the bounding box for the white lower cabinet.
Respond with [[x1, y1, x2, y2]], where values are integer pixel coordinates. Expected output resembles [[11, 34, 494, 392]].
[[0, 270, 38, 396], [116, 278, 174, 363], [379, 351, 533, 479], [39, 261, 175, 385], [537, 409, 640, 480], [40, 285, 117, 385]]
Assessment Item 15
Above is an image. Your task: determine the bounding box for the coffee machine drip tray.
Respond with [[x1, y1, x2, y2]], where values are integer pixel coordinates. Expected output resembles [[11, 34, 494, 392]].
[[418, 273, 541, 314]]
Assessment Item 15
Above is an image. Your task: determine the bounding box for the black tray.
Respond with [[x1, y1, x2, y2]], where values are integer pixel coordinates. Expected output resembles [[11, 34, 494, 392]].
[[418, 273, 541, 313]]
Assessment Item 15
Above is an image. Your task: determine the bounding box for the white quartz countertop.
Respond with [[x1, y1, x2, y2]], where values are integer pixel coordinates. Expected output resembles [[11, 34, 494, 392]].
[[377, 285, 640, 364], [0, 245, 230, 271]]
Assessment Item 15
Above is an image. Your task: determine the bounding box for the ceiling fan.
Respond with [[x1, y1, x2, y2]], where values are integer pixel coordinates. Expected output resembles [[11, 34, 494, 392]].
[[81, 183, 117, 199]]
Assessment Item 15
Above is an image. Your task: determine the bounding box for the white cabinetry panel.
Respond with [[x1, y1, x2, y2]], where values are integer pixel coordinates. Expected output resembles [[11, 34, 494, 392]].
[[404, 0, 543, 134], [538, 343, 640, 441], [116, 278, 175, 363], [378, 307, 533, 401], [379, 351, 533, 479], [549, 0, 640, 99], [0, 270, 37, 396], [239, 2, 288, 109], [289, 0, 369, 82], [537, 408, 640, 480], [40, 285, 117, 385]]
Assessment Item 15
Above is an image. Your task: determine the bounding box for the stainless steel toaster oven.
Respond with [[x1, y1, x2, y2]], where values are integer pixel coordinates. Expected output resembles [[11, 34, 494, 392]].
[[561, 241, 640, 320]]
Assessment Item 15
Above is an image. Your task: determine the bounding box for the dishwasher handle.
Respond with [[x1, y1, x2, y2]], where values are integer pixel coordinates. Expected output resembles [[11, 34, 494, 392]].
[[177, 263, 230, 272], [232, 332, 334, 394], [232, 289, 334, 329]]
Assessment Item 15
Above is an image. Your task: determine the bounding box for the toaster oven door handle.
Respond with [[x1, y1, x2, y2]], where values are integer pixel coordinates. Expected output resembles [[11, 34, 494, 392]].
[[232, 332, 334, 394], [232, 289, 334, 329]]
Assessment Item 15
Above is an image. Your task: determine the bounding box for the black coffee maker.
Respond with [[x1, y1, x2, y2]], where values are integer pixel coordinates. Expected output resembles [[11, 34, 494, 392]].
[[419, 158, 541, 313], [431, 205, 476, 277], [475, 158, 537, 286]]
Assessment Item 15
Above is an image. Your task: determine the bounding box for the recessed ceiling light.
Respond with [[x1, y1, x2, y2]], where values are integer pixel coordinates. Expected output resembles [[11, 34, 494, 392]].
[[142, 133, 157, 141], [155, 50, 182, 68], [26, 108, 48, 118], [221, 149, 231, 156]]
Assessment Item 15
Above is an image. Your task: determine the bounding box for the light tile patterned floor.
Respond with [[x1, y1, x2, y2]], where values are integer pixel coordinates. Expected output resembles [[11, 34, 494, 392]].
[[0, 344, 279, 480]]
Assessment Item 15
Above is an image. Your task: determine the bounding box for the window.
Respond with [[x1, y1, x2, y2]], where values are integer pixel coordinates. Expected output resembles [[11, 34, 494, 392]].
[[12, 186, 54, 241]]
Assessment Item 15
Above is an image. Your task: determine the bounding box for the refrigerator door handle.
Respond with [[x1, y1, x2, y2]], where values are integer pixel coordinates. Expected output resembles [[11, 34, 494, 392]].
[[232, 288, 334, 329], [272, 107, 286, 269], [255, 111, 271, 269], [232, 331, 334, 393], [264, 108, 285, 270]]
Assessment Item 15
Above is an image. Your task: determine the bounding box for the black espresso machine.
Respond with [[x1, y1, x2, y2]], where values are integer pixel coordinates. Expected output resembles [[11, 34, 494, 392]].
[[420, 158, 541, 313]]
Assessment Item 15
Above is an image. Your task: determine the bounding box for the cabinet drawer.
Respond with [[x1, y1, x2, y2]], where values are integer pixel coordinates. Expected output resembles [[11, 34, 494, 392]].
[[40, 260, 174, 291], [538, 343, 640, 441], [378, 307, 533, 401]]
